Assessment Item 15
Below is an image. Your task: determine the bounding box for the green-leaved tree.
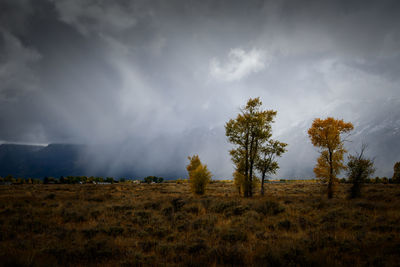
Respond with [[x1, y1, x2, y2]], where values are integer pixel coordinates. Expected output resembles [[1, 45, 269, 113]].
[[225, 97, 282, 197], [346, 144, 375, 198], [256, 139, 287, 196]]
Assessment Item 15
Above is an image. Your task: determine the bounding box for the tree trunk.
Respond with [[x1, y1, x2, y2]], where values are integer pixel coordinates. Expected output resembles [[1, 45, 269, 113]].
[[328, 150, 333, 199], [351, 168, 362, 198], [261, 171, 266, 196], [248, 136, 259, 198], [244, 132, 249, 198], [327, 180, 333, 199], [249, 163, 253, 197], [247, 134, 255, 198]]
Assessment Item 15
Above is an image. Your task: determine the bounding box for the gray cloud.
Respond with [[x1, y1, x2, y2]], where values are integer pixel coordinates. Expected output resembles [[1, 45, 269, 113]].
[[0, 30, 41, 100], [55, 0, 137, 36], [0, 0, 399, 178]]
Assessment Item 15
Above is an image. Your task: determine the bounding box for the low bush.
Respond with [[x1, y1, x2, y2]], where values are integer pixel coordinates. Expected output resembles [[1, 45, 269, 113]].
[[253, 200, 285, 215]]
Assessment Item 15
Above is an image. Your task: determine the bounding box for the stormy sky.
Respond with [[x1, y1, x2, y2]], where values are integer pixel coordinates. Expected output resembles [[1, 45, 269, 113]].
[[1, 0, 399, 179]]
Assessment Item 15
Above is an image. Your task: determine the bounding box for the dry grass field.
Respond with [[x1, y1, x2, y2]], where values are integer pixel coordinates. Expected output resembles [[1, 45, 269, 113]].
[[0, 181, 400, 266]]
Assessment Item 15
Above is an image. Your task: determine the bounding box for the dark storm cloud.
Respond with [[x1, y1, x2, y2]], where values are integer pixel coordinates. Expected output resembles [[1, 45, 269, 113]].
[[1, 0, 399, 178]]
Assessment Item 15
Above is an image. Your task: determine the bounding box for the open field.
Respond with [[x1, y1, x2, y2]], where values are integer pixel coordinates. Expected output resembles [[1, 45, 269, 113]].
[[0, 182, 400, 266]]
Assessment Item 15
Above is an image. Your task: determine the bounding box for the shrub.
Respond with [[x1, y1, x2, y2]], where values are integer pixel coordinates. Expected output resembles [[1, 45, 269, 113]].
[[393, 162, 400, 183], [45, 193, 56, 200], [143, 176, 164, 183], [253, 200, 285, 216], [176, 178, 185, 184], [187, 155, 212, 195], [105, 177, 115, 183], [277, 219, 291, 230], [219, 227, 247, 242], [171, 197, 186, 212], [212, 244, 246, 265], [192, 215, 217, 231], [346, 146, 375, 198], [187, 238, 207, 254], [209, 200, 238, 213]]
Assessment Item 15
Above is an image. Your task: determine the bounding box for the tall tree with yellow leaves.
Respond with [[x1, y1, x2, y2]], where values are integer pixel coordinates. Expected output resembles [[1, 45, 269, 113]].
[[308, 117, 353, 198]]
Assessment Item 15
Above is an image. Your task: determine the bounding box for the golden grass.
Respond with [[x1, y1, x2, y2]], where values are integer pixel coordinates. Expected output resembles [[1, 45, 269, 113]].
[[0, 182, 399, 266]]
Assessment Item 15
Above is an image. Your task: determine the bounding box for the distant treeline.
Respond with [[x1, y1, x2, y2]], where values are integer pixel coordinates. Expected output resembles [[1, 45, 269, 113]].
[[270, 178, 400, 184], [1, 175, 399, 185], [0, 175, 164, 184], [339, 177, 399, 184]]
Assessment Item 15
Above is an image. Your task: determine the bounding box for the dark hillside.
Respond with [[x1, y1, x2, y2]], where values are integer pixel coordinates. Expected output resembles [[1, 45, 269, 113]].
[[0, 144, 86, 178]]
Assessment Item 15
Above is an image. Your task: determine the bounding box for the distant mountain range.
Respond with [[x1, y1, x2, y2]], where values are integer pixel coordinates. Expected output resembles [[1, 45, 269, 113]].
[[0, 144, 87, 178], [0, 143, 187, 179]]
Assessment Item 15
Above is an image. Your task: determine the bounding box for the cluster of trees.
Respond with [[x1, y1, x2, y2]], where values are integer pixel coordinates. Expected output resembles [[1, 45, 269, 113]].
[[307, 118, 400, 198], [47, 176, 119, 184], [307, 117, 400, 198], [339, 176, 399, 184], [0, 175, 124, 184], [0, 175, 42, 184], [221, 97, 399, 199], [143, 176, 164, 183], [3, 97, 399, 200], [225, 98, 287, 197], [1, 175, 171, 185]]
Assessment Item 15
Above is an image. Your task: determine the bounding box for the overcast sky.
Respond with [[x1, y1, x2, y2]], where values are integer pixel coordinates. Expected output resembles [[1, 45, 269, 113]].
[[1, 0, 399, 178]]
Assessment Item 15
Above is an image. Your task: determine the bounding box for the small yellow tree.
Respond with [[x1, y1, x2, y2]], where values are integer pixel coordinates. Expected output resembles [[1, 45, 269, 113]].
[[308, 117, 353, 198], [187, 155, 212, 195]]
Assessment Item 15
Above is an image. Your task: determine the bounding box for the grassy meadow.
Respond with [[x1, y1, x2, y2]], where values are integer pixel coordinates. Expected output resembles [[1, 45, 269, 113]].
[[0, 181, 400, 266]]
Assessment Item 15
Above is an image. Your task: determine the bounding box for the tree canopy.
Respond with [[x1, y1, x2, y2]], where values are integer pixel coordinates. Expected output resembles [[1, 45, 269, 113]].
[[187, 155, 212, 195], [347, 144, 375, 198], [256, 139, 287, 195], [308, 117, 353, 198], [225, 97, 284, 197], [393, 162, 400, 183]]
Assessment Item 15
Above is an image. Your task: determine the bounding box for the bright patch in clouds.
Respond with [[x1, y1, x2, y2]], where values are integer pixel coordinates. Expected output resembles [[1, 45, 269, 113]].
[[210, 48, 266, 82]]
